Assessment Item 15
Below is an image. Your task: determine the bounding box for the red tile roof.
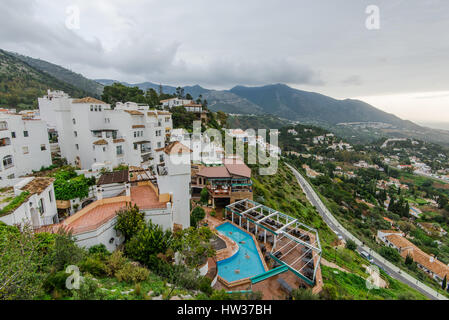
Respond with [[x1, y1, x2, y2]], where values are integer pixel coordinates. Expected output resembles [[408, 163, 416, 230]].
[[72, 97, 107, 104], [197, 166, 231, 178]]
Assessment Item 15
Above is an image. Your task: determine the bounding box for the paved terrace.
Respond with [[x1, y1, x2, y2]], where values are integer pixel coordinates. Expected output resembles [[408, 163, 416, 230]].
[[37, 185, 168, 235]]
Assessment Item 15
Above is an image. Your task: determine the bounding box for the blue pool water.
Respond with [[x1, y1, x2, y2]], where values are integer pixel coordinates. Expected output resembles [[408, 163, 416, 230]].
[[216, 222, 266, 282]]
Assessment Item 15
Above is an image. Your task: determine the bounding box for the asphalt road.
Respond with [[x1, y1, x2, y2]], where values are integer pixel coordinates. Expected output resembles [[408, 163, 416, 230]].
[[286, 163, 448, 300]]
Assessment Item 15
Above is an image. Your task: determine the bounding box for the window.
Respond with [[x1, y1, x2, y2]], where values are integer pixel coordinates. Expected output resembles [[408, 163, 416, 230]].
[[38, 198, 45, 215], [74, 131, 77, 137], [134, 143, 137, 150], [75, 144, 79, 150], [94, 106, 98, 111], [3, 155, 13, 168], [103, 147, 106, 152], [49, 190, 53, 202], [159, 154, 164, 163], [22, 146, 29, 154], [165, 117, 170, 122], [72, 118, 76, 124], [23, 131, 29, 137], [158, 121, 162, 127], [99, 106, 102, 112], [157, 142, 162, 148], [156, 130, 161, 137], [11, 132, 16, 138], [90, 105, 93, 111], [134, 132, 137, 138], [41, 144, 46, 151], [116, 145, 123, 156]]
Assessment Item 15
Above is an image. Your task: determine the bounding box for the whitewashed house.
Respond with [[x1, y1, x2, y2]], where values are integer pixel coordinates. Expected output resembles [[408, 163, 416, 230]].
[[37, 141, 192, 251], [38, 93, 173, 171], [0, 111, 52, 180], [0, 177, 58, 228]]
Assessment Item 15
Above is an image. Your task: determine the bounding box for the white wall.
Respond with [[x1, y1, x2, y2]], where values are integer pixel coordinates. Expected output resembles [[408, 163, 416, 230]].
[[0, 114, 52, 180]]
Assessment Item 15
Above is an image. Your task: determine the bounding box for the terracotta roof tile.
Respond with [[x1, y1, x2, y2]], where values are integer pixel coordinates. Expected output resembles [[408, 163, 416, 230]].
[[22, 177, 55, 195], [93, 139, 108, 145], [124, 110, 144, 116], [72, 97, 107, 104], [156, 141, 192, 155]]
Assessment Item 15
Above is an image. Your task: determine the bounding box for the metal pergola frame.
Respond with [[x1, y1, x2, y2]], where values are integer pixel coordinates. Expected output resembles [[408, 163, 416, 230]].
[[225, 199, 322, 286]]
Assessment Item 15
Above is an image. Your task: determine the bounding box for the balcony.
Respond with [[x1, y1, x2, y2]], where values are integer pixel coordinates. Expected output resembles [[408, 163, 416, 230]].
[[0, 137, 11, 147]]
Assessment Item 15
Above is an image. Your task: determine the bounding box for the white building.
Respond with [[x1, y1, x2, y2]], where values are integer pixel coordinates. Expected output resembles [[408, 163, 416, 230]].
[[0, 112, 52, 180], [38, 90, 72, 129], [0, 177, 58, 228], [39, 94, 173, 171], [37, 141, 192, 251], [160, 97, 203, 112]]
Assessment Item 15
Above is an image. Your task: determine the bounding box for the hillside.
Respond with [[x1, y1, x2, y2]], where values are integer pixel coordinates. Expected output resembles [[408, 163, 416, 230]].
[[11, 51, 103, 97], [0, 50, 90, 110]]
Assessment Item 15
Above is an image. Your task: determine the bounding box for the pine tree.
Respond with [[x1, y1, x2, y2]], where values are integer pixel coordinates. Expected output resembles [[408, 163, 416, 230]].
[[442, 275, 447, 291]]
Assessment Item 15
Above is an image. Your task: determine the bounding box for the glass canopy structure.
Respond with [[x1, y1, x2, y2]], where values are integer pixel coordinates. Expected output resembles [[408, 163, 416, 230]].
[[225, 199, 322, 286]]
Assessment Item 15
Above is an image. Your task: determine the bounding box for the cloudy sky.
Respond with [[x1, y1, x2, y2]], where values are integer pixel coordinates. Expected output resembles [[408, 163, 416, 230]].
[[1, 0, 448, 126]]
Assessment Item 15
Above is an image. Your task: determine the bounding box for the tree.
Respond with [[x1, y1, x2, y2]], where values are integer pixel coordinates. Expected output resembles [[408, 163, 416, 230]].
[[115, 203, 146, 241], [200, 187, 209, 205], [191, 207, 206, 228], [379, 246, 401, 263], [442, 275, 447, 291], [46, 228, 85, 271], [0, 224, 45, 299], [405, 254, 414, 265], [345, 239, 357, 251], [171, 227, 215, 268], [125, 221, 173, 267]]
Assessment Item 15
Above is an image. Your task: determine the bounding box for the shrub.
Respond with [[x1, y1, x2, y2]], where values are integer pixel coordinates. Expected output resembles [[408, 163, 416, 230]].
[[292, 288, 319, 300], [88, 244, 110, 258], [115, 263, 150, 283], [105, 250, 127, 277], [43, 271, 69, 293], [210, 210, 216, 217], [71, 276, 106, 300], [125, 221, 173, 266], [379, 246, 401, 263], [198, 277, 213, 296], [79, 256, 108, 277]]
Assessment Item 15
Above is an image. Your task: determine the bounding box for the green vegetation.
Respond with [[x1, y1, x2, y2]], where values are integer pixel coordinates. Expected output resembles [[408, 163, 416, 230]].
[[320, 266, 426, 300], [0, 191, 30, 217], [10, 51, 103, 97], [52, 167, 95, 200], [190, 206, 206, 228], [0, 50, 90, 110]]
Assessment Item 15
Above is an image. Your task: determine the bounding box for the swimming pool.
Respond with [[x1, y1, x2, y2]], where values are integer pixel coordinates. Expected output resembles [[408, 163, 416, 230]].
[[216, 222, 266, 282]]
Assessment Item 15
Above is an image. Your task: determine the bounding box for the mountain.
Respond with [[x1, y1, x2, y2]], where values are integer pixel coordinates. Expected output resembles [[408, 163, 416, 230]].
[[10, 51, 103, 97], [229, 84, 403, 124], [95, 78, 263, 114], [0, 49, 91, 110]]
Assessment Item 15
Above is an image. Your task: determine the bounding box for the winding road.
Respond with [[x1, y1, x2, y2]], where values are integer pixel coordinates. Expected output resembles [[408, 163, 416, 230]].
[[285, 163, 448, 300]]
